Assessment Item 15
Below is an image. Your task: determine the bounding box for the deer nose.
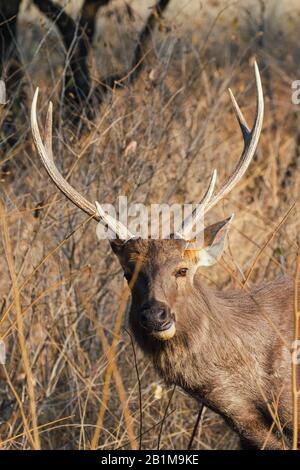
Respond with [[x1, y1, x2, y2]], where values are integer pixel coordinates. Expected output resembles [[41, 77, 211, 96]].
[[140, 304, 171, 331], [141, 308, 167, 323]]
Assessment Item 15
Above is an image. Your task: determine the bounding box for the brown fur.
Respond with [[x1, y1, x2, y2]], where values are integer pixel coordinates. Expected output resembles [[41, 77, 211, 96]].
[[111, 236, 299, 450]]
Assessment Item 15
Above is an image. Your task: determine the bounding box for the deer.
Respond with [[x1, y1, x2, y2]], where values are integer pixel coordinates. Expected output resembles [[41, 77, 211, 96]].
[[30, 62, 299, 450]]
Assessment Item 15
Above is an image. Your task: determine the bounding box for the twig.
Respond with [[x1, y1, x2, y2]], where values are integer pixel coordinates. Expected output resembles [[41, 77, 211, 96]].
[[82, 302, 138, 450], [90, 259, 143, 449], [156, 384, 176, 450], [79, 0, 111, 44], [93, 0, 171, 101], [187, 403, 205, 450], [0, 200, 41, 450], [33, 0, 106, 117], [125, 328, 143, 450], [244, 197, 300, 286], [33, 0, 171, 121], [116, 408, 175, 450]]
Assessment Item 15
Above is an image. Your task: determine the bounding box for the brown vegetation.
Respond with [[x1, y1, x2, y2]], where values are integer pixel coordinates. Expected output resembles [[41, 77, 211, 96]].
[[0, 0, 300, 449]]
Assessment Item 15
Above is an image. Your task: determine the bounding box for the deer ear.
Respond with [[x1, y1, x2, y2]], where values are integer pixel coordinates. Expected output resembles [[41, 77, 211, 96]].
[[185, 215, 234, 267]]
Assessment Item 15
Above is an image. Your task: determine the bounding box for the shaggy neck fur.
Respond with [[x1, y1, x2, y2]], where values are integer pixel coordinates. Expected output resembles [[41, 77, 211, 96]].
[[130, 276, 292, 411]]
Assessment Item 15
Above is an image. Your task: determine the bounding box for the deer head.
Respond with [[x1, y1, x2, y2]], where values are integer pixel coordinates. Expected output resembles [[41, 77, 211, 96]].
[[31, 62, 263, 344], [107, 216, 233, 342]]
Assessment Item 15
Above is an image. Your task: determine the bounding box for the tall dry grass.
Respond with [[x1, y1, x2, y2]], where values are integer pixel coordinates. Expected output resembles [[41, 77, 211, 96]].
[[0, 0, 300, 449]]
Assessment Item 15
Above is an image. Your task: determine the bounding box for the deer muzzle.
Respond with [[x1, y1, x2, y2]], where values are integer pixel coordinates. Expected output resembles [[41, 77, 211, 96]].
[[140, 303, 176, 341]]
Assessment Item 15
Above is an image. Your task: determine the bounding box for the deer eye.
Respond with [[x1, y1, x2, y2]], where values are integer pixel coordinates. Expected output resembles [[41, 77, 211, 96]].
[[175, 267, 188, 278]]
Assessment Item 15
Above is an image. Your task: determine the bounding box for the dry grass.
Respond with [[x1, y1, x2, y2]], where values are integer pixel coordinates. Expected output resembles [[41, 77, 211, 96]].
[[0, 0, 300, 449]]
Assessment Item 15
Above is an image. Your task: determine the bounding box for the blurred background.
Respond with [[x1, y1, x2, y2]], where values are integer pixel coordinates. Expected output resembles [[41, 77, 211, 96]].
[[0, 0, 300, 450]]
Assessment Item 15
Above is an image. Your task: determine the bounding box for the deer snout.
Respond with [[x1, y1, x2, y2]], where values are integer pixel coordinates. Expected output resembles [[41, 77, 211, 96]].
[[141, 307, 167, 324], [140, 302, 176, 341]]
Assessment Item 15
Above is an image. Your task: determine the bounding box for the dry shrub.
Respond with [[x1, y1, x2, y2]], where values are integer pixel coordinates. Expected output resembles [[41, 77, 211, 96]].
[[0, 0, 299, 449]]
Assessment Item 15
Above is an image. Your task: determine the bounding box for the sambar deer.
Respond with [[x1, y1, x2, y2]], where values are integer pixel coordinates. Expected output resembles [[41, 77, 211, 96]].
[[31, 62, 299, 450]]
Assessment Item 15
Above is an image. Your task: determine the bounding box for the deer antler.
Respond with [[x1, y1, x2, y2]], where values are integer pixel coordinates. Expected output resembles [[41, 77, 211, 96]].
[[178, 61, 264, 240], [31, 88, 134, 241]]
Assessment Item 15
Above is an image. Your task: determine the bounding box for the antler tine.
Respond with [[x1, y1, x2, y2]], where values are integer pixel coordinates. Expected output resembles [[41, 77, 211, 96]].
[[228, 88, 250, 138], [94, 202, 134, 240], [204, 61, 264, 214], [175, 62, 263, 241], [44, 101, 54, 162], [31, 88, 100, 221], [31, 88, 134, 241], [177, 169, 217, 239]]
